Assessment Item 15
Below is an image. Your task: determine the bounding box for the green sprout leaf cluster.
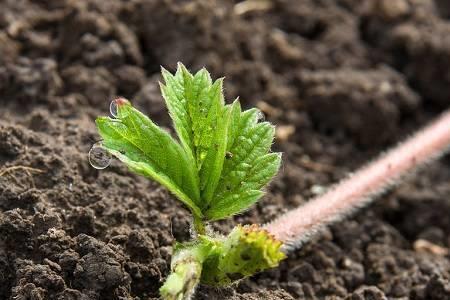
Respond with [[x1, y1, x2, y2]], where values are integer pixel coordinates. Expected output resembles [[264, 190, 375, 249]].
[[95, 64, 284, 299], [96, 63, 281, 226]]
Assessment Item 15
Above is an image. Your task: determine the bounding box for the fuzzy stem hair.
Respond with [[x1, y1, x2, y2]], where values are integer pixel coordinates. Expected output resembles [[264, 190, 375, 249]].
[[265, 110, 450, 250]]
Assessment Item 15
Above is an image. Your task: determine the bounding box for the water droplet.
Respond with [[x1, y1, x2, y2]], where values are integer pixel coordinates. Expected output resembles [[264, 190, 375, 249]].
[[257, 111, 265, 122], [110, 99, 118, 118], [89, 142, 112, 169]]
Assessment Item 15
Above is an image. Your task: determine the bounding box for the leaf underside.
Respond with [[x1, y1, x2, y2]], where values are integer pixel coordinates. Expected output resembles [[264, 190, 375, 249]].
[[95, 63, 281, 221]]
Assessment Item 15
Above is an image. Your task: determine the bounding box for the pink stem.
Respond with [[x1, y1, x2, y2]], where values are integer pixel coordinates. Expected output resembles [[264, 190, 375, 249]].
[[265, 110, 450, 249]]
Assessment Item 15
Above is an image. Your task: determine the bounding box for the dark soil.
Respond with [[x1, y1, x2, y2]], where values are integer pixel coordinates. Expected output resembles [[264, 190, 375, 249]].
[[1, 0, 449, 299]]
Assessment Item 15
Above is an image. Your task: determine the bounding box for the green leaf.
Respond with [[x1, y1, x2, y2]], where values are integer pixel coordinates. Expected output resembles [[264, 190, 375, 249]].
[[199, 104, 232, 205], [226, 99, 242, 151], [96, 100, 202, 218], [160, 64, 218, 168], [95, 64, 281, 223], [160, 63, 231, 207], [205, 107, 281, 220], [205, 190, 263, 221]]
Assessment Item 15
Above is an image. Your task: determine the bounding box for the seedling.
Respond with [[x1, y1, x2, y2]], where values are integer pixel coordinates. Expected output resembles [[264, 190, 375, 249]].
[[92, 64, 450, 300], [93, 64, 284, 299]]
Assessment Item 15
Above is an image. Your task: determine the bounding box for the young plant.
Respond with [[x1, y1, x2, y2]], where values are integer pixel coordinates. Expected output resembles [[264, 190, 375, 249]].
[[93, 64, 284, 299], [93, 63, 450, 300]]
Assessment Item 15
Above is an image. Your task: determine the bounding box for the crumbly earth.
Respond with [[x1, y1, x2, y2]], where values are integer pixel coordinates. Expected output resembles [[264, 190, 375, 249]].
[[1, 0, 449, 299]]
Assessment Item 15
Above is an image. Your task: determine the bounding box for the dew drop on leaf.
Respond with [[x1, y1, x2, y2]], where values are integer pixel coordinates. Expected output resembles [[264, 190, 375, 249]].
[[89, 142, 112, 169], [257, 111, 265, 122], [110, 99, 119, 118]]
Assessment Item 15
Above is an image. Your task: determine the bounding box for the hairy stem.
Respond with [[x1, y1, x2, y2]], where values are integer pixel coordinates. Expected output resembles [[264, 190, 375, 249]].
[[193, 215, 206, 235], [160, 246, 207, 300], [265, 110, 450, 249]]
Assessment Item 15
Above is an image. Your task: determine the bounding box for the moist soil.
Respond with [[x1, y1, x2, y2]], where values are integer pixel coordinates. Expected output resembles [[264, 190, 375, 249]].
[[1, 0, 450, 299]]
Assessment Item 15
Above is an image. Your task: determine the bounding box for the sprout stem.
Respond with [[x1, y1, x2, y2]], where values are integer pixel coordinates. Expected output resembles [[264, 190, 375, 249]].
[[193, 215, 206, 235], [265, 109, 450, 250]]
